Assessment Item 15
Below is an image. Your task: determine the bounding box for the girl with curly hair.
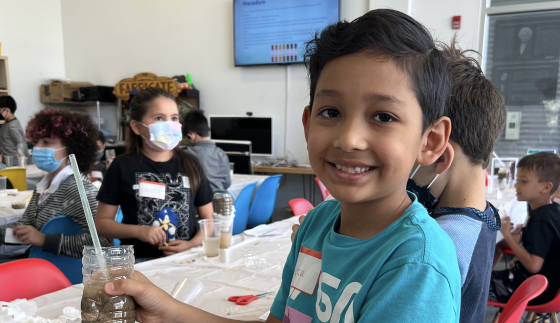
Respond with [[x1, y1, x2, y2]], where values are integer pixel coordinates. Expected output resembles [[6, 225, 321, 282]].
[[95, 87, 213, 261], [0, 109, 111, 260]]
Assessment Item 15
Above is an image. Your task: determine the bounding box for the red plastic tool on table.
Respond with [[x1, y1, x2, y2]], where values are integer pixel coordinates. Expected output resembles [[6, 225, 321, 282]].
[[228, 292, 275, 305]]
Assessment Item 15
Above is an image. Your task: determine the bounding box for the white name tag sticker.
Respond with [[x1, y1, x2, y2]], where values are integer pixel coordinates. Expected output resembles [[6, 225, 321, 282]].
[[138, 180, 166, 200], [182, 176, 190, 188], [5, 228, 23, 244], [291, 247, 322, 296], [91, 170, 103, 180]]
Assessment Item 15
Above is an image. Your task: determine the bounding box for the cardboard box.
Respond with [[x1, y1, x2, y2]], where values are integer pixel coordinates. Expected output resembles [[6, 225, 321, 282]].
[[40, 81, 93, 103]]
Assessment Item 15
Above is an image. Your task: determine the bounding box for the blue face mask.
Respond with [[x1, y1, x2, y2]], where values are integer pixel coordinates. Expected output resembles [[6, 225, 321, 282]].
[[32, 147, 67, 173], [407, 164, 439, 210]]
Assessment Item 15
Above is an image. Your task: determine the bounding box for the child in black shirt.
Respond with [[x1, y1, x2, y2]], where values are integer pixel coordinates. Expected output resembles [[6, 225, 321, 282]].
[[490, 152, 560, 305], [95, 88, 213, 259]]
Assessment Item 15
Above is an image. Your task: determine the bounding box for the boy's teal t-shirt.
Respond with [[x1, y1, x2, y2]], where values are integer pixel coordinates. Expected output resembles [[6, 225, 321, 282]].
[[270, 193, 461, 322]]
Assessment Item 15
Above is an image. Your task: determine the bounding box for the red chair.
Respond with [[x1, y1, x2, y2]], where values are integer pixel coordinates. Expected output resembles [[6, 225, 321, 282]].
[[0, 258, 71, 301], [524, 288, 560, 323], [289, 198, 314, 216], [487, 274, 548, 323], [314, 177, 329, 201]]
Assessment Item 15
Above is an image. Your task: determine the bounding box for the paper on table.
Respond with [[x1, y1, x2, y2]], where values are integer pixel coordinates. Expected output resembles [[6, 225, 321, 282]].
[[5, 228, 23, 244], [244, 225, 280, 237], [258, 311, 270, 322]]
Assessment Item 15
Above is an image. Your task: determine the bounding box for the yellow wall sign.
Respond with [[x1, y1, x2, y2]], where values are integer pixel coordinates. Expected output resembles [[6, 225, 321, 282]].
[[113, 72, 181, 101]]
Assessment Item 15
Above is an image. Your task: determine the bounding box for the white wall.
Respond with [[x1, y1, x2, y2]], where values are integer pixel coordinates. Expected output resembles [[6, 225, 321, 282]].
[[370, 0, 484, 52], [61, 0, 368, 164], [0, 0, 66, 129]]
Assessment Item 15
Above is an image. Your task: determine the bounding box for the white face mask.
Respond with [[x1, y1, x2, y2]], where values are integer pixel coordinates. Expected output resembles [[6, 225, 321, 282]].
[[139, 121, 183, 152]]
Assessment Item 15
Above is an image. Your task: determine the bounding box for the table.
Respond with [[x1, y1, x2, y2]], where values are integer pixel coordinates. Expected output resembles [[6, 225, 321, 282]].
[[252, 165, 317, 204], [0, 190, 33, 225], [31, 216, 300, 321], [228, 174, 269, 201]]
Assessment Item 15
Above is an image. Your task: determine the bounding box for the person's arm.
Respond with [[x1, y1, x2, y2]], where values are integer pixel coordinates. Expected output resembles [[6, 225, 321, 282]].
[[159, 202, 212, 256], [501, 216, 545, 274], [94, 202, 166, 246], [106, 270, 281, 323]]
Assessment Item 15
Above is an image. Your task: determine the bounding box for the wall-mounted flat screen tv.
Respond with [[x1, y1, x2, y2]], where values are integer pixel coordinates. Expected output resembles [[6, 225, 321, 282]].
[[233, 0, 340, 66]]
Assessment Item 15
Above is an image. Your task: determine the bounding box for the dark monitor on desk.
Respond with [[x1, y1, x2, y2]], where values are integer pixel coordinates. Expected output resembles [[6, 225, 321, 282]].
[[212, 140, 253, 175], [209, 116, 272, 156]]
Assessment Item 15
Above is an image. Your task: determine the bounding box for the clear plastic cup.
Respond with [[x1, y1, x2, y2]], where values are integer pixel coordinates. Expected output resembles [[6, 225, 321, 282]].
[[0, 176, 6, 198], [199, 219, 222, 257], [4, 156, 13, 167], [18, 157, 27, 167]]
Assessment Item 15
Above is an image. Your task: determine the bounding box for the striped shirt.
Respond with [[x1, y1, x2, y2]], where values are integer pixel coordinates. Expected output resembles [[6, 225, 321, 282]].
[[0, 173, 111, 258]]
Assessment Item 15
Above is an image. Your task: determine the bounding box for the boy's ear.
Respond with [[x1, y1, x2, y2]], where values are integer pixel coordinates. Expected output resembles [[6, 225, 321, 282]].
[[541, 181, 554, 195], [434, 142, 454, 175], [302, 106, 311, 142], [417, 116, 451, 166]]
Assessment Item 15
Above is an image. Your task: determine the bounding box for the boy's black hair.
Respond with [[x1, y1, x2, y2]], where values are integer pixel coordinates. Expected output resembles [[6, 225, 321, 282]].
[[438, 36, 506, 169], [304, 9, 449, 132], [97, 130, 106, 144], [0, 96, 17, 113], [518, 152, 560, 194], [182, 109, 209, 138]]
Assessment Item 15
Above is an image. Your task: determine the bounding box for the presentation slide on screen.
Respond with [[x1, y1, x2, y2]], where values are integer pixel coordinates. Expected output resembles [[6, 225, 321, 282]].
[[234, 0, 339, 66]]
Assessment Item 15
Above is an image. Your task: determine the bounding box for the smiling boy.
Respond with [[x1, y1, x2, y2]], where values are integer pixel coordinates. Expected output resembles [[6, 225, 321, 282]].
[[102, 9, 461, 322]]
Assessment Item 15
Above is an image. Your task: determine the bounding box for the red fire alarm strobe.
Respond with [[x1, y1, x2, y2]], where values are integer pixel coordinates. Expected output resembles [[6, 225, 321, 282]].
[[452, 16, 461, 30]]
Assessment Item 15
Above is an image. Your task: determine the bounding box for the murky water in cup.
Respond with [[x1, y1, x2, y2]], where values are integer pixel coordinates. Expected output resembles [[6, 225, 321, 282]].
[[81, 245, 136, 323]]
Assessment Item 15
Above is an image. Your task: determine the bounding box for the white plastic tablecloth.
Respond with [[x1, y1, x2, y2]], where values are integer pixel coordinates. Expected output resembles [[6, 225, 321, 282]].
[[31, 216, 299, 321]]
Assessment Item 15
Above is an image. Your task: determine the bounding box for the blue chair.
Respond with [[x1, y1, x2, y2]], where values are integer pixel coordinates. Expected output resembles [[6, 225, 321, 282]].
[[114, 208, 124, 246], [232, 182, 257, 235], [247, 175, 282, 228], [29, 216, 83, 285]]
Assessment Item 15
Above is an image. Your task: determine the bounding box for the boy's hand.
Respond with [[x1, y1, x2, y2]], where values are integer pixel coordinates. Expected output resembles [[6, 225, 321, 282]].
[[13, 225, 45, 247], [137, 226, 167, 246], [500, 216, 513, 237], [159, 240, 193, 256], [105, 271, 183, 323], [291, 215, 306, 242]]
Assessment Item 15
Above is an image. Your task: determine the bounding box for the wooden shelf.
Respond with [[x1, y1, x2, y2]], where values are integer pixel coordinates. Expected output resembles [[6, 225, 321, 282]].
[[252, 165, 315, 175], [0, 56, 10, 96]]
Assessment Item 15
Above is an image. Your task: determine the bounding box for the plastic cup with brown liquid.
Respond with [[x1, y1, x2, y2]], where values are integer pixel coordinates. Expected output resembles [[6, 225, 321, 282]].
[[81, 245, 136, 323]]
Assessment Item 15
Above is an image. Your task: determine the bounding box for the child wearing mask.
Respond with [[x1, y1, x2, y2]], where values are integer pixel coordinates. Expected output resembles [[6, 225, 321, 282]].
[[102, 10, 461, 322], [0, 109, 110, 259], [490, 152, 560, 306], [95, 87, 214, 261], [0, 95, 29, 167], [406, 39, 506, 323]]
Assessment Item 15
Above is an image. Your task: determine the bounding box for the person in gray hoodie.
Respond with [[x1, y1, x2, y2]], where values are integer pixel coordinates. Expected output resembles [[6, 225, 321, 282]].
[[182, 110, 231, 193], [0, 96, 28, 167]]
